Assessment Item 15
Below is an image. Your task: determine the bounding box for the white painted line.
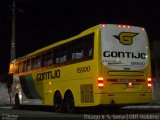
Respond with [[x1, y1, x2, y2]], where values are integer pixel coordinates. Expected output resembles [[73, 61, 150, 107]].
[[0, 106, 13, 109]]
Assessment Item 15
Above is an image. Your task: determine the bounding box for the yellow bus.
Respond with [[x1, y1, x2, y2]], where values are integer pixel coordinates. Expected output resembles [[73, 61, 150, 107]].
[[7, 24, 153, 113]]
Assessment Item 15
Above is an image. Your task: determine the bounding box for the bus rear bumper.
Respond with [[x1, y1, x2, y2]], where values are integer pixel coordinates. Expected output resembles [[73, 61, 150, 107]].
[[97, 92, 153, 105]]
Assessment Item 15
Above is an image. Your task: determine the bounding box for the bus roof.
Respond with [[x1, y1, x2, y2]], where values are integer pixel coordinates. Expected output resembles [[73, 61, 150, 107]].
[[10, 24, 145, 63]]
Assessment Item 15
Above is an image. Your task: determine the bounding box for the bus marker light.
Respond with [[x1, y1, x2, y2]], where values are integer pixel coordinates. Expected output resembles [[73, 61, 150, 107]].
[[141, 27, 145, 31], [118, 24, 130, 29], [101, 24, 106, 28]]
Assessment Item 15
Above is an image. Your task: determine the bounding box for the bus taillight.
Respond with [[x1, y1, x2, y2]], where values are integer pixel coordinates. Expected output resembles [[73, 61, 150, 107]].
[[147, 77, 152, 87], [98, 77, 104, 89]]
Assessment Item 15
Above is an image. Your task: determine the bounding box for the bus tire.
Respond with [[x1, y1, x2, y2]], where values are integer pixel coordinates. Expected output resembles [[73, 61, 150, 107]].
[[64, 91, 75, 113], [54, 91, 63, 113]]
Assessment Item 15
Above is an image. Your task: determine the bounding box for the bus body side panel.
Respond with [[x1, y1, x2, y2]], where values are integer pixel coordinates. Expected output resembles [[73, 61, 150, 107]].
[[28, 60, 98, 106]]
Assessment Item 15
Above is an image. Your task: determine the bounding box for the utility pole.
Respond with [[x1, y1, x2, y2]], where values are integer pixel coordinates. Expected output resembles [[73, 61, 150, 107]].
[[10, 0, 16, 61]]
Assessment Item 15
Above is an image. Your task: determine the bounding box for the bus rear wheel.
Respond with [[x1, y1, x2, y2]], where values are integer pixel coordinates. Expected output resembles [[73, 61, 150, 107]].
[[54, 92, 63, 112], [65, 92, 75, 113]]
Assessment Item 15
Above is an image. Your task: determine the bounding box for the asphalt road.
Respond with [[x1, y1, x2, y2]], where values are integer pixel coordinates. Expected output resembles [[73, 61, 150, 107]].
[[0, 106, 83, 120], [0, 106, 160, 120]]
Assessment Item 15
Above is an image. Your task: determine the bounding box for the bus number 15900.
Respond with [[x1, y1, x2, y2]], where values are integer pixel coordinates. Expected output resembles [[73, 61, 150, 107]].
[[77, 66, 91, 73]]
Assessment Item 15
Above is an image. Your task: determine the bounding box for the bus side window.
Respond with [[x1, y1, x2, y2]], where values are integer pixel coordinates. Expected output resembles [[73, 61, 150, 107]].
[[42, 51, 53, 67], [89, 48, 92, 57], [53, 49, 59, 64], [23, 61, 27, 72], [26, 59, 30, 71], [31, 57, 36, 70], [70, 33, 94, 61], [36, 56, 41, 69], [60, 55, 66, 63], [71, 42, 84, 60], [82, 33, 94, 59], [59, 46, 67, 63], [54, 46, 68, 64], [72, 49, 83, 60], [85, 38, 94, 58], [41, 54, 45, 67], [55, 57, 60, 64], [46, 52, 53, 67]]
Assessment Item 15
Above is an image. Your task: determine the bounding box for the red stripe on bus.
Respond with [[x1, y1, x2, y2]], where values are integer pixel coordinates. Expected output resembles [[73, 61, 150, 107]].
[[107, 79, 145, 82]]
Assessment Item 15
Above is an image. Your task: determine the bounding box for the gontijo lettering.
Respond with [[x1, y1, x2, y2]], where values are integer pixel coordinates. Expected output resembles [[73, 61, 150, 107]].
[[103, 51, 146, 59], [37, 69, 60, 81]]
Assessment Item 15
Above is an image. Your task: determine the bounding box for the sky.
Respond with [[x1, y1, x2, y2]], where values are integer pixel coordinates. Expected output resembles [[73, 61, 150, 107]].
[[0, 0, 160, 74]]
